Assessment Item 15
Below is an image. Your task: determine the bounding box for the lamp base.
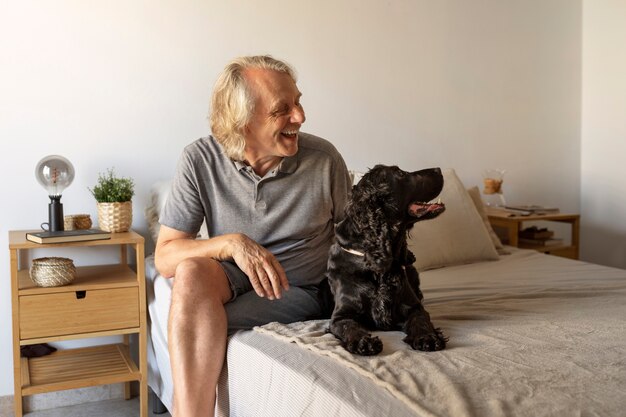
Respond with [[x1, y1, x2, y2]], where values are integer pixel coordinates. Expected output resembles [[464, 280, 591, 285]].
[[48, 196, 64, 232]]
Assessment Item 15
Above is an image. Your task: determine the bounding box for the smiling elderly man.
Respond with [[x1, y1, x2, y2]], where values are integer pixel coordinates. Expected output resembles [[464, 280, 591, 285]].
[[154, 55, 351, 416]]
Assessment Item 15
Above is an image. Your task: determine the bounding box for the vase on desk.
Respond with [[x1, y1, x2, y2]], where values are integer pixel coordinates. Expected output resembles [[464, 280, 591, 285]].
[[482, 169, 506, 207]]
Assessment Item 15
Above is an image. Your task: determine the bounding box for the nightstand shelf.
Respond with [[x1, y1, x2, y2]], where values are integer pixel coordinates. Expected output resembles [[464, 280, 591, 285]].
[[486, 209, 580, 259], [21, 343, 140, 396], [18, 264, 138, 294], [9, 230, 148, 417]]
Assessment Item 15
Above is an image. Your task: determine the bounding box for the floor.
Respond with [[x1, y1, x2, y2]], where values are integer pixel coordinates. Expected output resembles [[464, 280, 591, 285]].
[[23, 397, 171, 417]]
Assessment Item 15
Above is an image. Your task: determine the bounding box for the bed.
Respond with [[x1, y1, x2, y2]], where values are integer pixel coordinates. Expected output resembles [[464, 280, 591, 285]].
[[144, 170, 626, 417]]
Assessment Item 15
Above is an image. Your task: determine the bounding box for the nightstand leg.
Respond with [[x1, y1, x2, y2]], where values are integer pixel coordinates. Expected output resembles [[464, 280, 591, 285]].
[[120, 244, 128, 266], [13, 363, 23, 417], [123, 334, 131, 400], [508, 224, 519, 246], [572, 218, 580, 259], [136, 242, 149, 417], [11, 249, 23, 417], [13, 392, 22, 417]]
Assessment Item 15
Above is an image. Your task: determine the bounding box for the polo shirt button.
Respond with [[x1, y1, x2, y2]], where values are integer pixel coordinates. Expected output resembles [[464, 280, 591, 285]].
[[257, 200, 267, 209]]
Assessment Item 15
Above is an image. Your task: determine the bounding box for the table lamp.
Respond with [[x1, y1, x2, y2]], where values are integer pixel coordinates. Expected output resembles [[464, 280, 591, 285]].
[[35, 155, 75, 232]]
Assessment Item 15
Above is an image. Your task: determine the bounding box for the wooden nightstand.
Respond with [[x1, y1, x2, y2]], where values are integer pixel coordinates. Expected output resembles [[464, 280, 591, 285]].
[[8, 230, 148, 417], [486, 209, 580, 259]]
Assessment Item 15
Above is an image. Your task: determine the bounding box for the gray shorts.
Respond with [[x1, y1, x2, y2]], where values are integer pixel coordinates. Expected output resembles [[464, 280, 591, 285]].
[[220, 261, 322, 335]]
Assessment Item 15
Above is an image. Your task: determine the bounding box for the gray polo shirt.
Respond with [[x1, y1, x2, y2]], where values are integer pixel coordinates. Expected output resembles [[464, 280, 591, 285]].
[[160, 132, 351, 286]]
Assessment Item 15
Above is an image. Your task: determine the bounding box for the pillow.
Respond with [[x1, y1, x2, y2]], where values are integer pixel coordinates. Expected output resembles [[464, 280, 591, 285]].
[[145, 180, 171, 244], [409, 169, 499, 271], [144, 180, 208, 244], [466, 186, 510, 255]]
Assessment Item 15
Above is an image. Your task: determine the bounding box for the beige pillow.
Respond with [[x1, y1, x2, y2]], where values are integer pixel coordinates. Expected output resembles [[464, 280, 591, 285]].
[[145, 180, 171, 244], [467, 186, 510, 255], [409, 169, 499, 271]]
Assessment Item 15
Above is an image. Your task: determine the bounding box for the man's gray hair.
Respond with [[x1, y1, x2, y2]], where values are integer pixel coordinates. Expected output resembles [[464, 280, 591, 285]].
[[209, 55, 297, 161]]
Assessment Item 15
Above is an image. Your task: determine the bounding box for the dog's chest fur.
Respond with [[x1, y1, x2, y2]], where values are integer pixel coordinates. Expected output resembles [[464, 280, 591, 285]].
[[366, 267, 406, 330]]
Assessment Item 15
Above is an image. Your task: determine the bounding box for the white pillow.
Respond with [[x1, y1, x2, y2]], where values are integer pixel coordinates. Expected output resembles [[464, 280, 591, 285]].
[[409, 169, 499, 271], [144, 180, 208, 244]]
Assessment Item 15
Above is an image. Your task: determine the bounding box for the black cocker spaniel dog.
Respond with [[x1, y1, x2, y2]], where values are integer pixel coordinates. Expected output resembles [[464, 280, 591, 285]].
[[319, 165, 447, 355]]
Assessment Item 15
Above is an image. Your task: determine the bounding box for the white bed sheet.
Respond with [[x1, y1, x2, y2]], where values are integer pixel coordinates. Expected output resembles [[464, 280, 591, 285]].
[[146, 249, 626, 416]]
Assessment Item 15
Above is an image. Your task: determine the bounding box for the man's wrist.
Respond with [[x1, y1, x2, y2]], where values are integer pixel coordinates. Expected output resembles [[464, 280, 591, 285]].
[[216, 233, 245, 261]]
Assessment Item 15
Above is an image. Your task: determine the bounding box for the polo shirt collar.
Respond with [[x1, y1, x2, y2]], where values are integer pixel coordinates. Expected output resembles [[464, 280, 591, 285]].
[[233, 160, 248, 172], [232, 154, 299, 175], [278, 154, 298, 174]]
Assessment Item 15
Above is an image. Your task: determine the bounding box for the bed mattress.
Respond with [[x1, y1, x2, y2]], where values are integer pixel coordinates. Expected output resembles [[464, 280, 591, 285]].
[[146, 248, 626, 416]]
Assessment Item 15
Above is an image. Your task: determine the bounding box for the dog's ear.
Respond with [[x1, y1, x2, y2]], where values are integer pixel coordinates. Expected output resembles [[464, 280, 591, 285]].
[[345, 177, 394, 273]]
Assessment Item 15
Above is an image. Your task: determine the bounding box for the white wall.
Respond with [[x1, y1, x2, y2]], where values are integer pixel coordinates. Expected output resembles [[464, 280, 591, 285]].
[[0, 1, 581, 396], [581, 0, 626, 268]]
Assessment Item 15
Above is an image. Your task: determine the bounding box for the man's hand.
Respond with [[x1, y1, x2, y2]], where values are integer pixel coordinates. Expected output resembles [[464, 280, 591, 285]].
[[155, 226, 289, 300], [229, 234, 289, 300]]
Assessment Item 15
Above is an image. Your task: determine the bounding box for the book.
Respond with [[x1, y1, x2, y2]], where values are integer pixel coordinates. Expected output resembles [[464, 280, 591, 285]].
[[505, 205, 560, 215], [519, 226, 554, 240], [26, 229, 112, 244], [519, 237, 564, 247]]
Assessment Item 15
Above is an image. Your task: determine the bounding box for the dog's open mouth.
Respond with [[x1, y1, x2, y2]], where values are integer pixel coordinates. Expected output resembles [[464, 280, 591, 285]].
[[408, 198, 446, 219]]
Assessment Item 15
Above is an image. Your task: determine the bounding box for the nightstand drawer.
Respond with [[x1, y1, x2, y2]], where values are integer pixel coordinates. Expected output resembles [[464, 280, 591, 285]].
[[19, 287, 139, 340]]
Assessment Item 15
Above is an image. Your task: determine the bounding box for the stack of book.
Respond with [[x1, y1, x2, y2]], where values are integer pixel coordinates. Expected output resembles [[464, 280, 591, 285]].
[[518, 226, 563, 247], [505, 205, 560, 216]]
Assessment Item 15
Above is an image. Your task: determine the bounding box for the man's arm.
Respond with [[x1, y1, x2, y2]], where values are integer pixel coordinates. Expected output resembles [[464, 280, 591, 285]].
[[155, 225, 289, 299]]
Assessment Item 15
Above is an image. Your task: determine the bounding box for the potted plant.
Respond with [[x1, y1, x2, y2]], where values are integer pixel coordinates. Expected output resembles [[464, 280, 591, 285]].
[[89, 168, 135, 232]]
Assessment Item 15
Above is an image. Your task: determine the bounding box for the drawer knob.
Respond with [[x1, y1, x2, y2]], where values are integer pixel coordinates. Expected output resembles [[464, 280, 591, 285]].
[[75, 291, 86, 299]]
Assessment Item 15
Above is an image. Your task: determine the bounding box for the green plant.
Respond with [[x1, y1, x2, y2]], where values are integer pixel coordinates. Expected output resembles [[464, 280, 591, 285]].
[[89, 168, 135, 203]]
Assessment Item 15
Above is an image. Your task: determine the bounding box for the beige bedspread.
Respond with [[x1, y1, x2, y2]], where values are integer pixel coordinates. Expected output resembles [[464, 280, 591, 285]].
[[255, 250, 626, 417]]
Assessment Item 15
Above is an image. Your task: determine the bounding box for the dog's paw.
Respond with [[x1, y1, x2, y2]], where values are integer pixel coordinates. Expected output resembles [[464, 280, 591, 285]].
[[404, 328, 447, 352], [346, 334, 383, 356]]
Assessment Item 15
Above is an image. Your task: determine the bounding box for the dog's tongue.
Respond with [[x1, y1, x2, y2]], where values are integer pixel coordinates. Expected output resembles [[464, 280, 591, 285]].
[[409, 201, 445, 218]]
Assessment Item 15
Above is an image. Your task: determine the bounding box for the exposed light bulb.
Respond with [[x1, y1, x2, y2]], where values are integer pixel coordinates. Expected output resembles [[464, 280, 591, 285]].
[[35, 155, 75, 197]]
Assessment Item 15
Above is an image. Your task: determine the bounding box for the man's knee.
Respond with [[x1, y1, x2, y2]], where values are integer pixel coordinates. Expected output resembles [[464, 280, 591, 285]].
[[172, 257, 231, 304]]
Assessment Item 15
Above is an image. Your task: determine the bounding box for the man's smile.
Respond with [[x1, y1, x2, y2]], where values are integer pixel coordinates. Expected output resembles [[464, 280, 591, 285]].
[[280, 129, 299, 139]]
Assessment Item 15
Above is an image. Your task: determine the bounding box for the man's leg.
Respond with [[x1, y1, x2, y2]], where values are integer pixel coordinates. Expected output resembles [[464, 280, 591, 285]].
[[168, 257, 232, 417], [225, 285, 321, 333]]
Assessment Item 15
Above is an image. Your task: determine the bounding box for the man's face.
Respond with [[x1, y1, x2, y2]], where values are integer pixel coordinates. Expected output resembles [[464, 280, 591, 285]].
[[243, 69, 306, 160]]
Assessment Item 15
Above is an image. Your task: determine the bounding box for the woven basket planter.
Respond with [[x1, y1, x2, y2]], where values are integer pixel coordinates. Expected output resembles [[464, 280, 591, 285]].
[[30, 257, 76, 287], [97, 201, 132, 232]]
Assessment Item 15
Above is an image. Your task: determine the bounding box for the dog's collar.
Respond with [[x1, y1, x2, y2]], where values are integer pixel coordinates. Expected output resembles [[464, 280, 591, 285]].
[[339, 245, 365, 257]]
